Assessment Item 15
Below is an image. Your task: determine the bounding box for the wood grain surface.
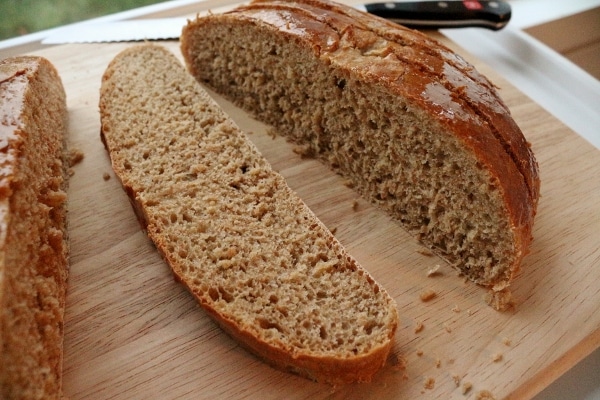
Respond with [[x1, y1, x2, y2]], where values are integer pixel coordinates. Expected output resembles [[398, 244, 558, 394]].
[[13, 2, 599, 398]]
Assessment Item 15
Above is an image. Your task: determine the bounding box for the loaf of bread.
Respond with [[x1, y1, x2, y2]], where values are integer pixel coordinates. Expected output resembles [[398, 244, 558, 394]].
[[99, 44, 398, 385], [181, 0, 540, 292], [0, 56, 69, 399]]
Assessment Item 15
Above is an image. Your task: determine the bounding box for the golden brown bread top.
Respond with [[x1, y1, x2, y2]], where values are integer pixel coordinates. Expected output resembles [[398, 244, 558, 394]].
[[219, 0, 539, 239]]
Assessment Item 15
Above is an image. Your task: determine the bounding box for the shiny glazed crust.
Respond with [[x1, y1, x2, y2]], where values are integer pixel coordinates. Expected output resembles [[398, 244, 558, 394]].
[[181, 0, 540, 291]]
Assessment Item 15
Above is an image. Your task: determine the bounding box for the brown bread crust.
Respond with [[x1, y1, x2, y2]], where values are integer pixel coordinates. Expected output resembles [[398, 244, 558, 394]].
[[181, 0, 540, 290]]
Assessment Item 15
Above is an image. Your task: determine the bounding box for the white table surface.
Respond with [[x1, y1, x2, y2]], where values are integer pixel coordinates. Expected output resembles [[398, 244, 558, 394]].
[[1, 1, 599, 398]]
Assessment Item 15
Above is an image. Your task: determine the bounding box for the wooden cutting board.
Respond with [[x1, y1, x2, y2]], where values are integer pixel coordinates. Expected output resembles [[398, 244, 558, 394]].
[[15, 2, 599, 399]]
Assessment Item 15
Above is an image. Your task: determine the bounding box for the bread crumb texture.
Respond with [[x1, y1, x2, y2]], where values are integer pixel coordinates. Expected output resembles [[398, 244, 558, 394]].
[[462, 381, 473, 395], [414, 320, 424, 333], [420, 288, 437, 302], [423, 376, 435, 390], [426, 264, 441, 277], [484, 288, 514, 311], [67, 148, 84, 167], [476, 390, 496, 399], [99, 44, 398, 385], [0, 56, 69, 399], [181, 0, 540, 291], [452, 373, 461, 387]]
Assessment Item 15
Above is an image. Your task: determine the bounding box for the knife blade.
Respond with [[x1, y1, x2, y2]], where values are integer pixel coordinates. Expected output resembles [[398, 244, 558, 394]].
[[41, 0, 511, 44]]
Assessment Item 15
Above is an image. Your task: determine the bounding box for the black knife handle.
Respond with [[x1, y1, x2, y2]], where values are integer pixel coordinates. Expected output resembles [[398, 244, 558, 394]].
[[365, 1, 512, 30]]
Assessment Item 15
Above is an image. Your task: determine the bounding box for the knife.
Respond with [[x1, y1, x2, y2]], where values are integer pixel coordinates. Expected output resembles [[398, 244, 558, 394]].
[[356, 0, 511, 30], [41, 1, 511, 44]]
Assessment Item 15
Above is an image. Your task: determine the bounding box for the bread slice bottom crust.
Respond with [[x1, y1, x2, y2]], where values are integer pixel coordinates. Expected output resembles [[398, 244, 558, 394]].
[[99, 44, 398, 385]]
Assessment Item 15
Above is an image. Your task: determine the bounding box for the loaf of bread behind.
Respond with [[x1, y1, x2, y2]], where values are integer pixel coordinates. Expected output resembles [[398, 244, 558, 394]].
[[99, 44, 398, 385], [0, 56, 69, 399], [181, 0, 540, 292]]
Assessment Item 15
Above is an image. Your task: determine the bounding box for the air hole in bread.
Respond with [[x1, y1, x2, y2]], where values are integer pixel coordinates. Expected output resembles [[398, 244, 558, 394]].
[[208, 286, 234, 303], [258, 318, 284, 333], [364, 320, 380, 335], [319, 326, 328, 339]]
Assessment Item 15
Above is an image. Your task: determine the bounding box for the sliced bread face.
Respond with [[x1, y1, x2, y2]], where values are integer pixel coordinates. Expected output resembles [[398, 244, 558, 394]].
[[180, 0, 540, 292], [99, 44, 398, 385]]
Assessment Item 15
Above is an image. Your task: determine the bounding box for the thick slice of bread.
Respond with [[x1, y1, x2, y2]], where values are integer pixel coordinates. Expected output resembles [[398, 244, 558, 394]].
[[99, 44, 398, 385], [0, 56, 69, 399], [181, 0, 540, 293]]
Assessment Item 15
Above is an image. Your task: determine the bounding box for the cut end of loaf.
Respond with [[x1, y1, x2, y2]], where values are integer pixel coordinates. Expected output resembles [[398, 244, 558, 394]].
[[181, 0, 539, 292], [100, 43, 398, 385], [0, 56, 69, 400]]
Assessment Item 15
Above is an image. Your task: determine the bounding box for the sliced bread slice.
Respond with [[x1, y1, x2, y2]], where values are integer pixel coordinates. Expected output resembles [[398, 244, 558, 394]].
[[99, 44, 398, 385]]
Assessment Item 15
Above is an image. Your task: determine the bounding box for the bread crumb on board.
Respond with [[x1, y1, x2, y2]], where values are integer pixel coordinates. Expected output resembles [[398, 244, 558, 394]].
[[414, 320, 424, 333], [420, 288, 437, 302], [387, 353, 409, 380], [67, 148, 84, 167], [492, 352, 503, 362], [452, 374, 461, 387], [452, 304, 461, 313], [102, 172, 111, 181], [484, 288, 515, 311], [502, 337, 512, 346], [351, 199, 359, 211], [426, 264, 442, 277], [388, 352, 407, 370], [67, 148, 85, 176], [423, 376, 435, 390], [476, 390, 496, 399], [462, 381, 473, 395], [292, 144, 313, 158], [342, 178, 354, 188], [417, 248, 434, 257], [266, 127, 278, 139]]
